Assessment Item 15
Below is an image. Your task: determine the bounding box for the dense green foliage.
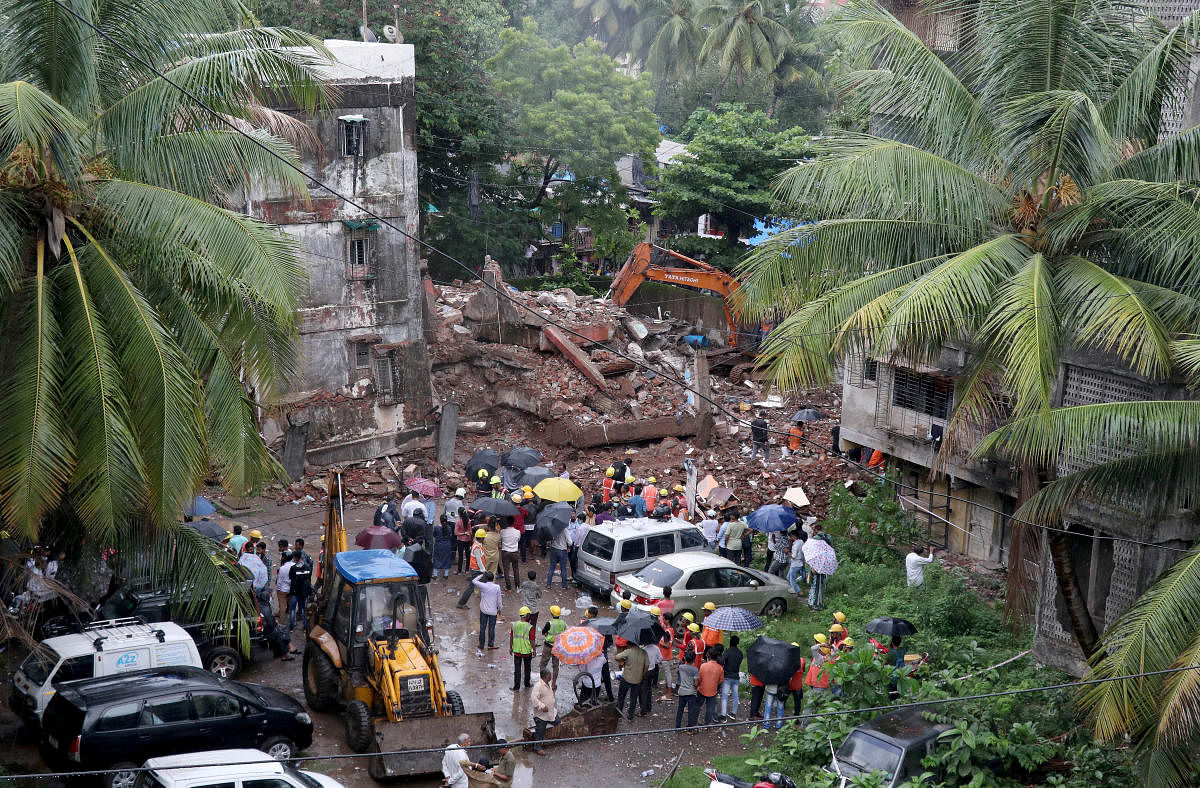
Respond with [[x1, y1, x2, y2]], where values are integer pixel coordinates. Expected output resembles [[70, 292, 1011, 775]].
[[656, 105, 811, 247]]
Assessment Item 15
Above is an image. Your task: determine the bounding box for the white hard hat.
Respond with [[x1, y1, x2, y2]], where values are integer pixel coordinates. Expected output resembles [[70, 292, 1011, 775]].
[[455, 487, 466, 497], [706, 509, 716, 517]]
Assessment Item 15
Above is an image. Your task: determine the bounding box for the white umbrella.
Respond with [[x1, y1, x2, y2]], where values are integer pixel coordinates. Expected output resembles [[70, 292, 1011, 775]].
[[802, 538, 838, 576]]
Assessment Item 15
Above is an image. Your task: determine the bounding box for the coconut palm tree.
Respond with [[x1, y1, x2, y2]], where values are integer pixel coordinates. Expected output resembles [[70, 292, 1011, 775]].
[[574, 0, 642, 52], [696, 0, 791, 107], [738, 0, 1200, 657], [975, 401, 1200, 787], [633, 0, 705, 112], [763, 5, 824, 119], [0, 0, 329, 631]]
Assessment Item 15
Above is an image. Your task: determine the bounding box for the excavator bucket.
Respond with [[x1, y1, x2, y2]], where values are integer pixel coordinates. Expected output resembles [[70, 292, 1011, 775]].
[[368, 712, 497, 780]]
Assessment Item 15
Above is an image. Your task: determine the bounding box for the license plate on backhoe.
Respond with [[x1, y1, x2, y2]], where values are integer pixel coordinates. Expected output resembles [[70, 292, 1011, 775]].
[[406, 677, 425, 691]]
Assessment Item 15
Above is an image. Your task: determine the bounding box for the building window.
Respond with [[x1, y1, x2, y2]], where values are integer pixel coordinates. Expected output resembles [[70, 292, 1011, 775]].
[[846, 354, 878, 389], [338, 116, 369, 157], [891, 367, 951, 420], [353, 341, 372, 369], [343, 222, 380, 281]]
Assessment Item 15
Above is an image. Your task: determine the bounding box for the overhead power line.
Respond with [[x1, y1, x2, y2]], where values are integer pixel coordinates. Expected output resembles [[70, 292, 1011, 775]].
[[5, 661, 1198, 781], [51, 0, 1197, 558]]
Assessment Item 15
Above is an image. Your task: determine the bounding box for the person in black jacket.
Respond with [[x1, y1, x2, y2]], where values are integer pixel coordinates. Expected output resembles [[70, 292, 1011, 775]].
[[750, 410, 770, 463], [287, 553, 312, 632]]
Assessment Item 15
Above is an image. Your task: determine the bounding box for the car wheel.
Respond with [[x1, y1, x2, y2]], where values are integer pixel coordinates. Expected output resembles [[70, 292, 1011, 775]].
[[105, 762, 138, 788], [445, 690, 466, 716], [261, 735, 296, 761], [303, 646, 340, 711], [344, 700, 374, 753], [761, 597, 787, 617], [204, 645, 243, 679]]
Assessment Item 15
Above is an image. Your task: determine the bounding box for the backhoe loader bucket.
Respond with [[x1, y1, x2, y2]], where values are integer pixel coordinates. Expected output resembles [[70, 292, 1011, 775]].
[[368, 712, 498, 780]]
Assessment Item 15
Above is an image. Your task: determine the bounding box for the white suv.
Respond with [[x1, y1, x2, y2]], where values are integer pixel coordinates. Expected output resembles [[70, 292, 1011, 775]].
[[135, 750, 345, 788]]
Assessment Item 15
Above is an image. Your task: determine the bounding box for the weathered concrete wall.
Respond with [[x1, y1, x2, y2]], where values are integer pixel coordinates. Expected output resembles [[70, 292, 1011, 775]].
[[248, 41, 431, 469]]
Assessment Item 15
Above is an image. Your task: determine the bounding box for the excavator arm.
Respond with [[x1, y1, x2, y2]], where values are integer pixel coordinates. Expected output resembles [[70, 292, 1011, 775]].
[[607, 242, 744, 346], [317, 470, 348, 593]]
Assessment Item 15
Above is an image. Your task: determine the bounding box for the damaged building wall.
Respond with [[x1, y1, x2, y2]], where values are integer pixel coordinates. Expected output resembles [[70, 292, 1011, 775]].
[[839, 346, 1200, 675], [248, 40, 433, 470]]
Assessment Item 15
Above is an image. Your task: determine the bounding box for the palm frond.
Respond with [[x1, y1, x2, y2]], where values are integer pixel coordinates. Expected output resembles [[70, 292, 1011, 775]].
[[1080, 546, 1200, 741], [0, 81, 85, 185], [0, 241, 72, 537], [771, 134, 1010, 230], [73, 224, 205, 528], [1155, 628, 1200, 748], [998, 90, 1114, 190], [58, 235, 144, 541], [1054, 255, 1174, 378], [736, 217, 970, 318], [0, 191, 32, 294]]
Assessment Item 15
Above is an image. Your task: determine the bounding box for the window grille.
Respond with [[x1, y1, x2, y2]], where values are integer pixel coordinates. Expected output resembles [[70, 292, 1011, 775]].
[[891, 367, 951, 419], [353, 341, 372, 370], [339, 117, 368, 157], [345, 230, 376, 281]]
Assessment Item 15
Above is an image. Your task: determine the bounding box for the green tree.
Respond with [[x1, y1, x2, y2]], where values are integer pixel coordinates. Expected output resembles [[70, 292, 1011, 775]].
[[739, 0, 1200, 661], [696, 0, 791, 106], [486, 20, 659, 209], [633, 0, 705, 113], [765, 5, 826, 120], [0, 0, 326, 629], [655, 105, 810, 249]]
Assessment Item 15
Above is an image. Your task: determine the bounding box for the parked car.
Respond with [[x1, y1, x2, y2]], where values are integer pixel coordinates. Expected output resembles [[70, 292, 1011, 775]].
[[40, 666, 312, 788], [824, 708, 951, 787], [42, 579, 265, 678], [10, 618, 202, 727], [576, 517, 706, 595], [610, 552, 792, 620], [136, 749, 345, 788]]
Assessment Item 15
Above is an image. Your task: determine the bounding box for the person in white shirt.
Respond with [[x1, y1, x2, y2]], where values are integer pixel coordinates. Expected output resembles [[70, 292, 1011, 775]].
[[787, 531, 807, 594], [699, 510, 720, 550], [441, 733, 480, 787], [275, 556, 295, 616], [499, 521, 521, 590], [906, 544, 936, 587], [400, 493, 425, 520], [640, 641, 662, 714]]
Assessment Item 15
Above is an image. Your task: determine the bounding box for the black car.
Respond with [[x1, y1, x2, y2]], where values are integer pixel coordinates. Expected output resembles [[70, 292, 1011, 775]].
[[40, 666, 312, 788], [42, 581, 266, 678]]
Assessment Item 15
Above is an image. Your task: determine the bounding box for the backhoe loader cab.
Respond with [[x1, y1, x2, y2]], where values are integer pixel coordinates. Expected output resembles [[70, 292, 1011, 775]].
[[303, 549, 496, 780]]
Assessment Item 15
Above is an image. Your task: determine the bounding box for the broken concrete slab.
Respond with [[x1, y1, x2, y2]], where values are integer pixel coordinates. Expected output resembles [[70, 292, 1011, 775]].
[[549, 414, 699, 447], [543, 325, 606, 388], [623, 317, 649, 342]]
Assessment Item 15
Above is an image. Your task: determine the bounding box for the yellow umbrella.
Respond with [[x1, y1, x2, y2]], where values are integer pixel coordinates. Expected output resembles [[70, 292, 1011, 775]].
[[532, 477, 583, 502]]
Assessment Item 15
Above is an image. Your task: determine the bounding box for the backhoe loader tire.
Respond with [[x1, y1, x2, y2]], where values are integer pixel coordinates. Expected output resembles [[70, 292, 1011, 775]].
[[446, 690, 465, 716], [304, 647, 340, 711], [344, 700, 374, 753]]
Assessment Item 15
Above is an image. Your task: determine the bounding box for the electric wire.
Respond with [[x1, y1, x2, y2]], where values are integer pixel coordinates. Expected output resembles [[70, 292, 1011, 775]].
[[50, 0, 1198, 559], [6, 662, 1199, 780]]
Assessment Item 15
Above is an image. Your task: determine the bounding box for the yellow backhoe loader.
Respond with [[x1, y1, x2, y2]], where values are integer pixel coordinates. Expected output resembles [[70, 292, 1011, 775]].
[[303, 471, 496, 779]]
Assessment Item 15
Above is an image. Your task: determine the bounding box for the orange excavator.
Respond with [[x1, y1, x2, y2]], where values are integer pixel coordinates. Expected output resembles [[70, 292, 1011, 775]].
[[607, 242, 748, 347]]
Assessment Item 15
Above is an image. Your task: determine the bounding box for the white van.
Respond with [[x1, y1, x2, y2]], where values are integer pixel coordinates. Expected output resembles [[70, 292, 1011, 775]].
[[575, 517, 706, 596], [11, 617, 202, 725]]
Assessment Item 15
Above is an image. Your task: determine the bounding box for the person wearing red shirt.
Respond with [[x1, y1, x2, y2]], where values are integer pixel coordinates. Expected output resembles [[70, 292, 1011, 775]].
[[680, 622, 704, 669], [748, 673, 765, 720], [788, 648, 808, 716], [655, 607, 677, 701], [697, 646, 725, 724]]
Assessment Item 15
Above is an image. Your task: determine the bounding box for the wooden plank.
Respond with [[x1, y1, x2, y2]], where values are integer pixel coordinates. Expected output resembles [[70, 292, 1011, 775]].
[[542, 325, 607, 388]]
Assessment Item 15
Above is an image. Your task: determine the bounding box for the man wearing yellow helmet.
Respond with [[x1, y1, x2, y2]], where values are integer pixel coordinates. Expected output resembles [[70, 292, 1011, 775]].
[[539, 605, 566, 688], [601, 467, 616, 503], [510, 607, 534, 691], [456, 527, 490, 609], [490, 476, 505, 499], [643, 476, 659, 511]]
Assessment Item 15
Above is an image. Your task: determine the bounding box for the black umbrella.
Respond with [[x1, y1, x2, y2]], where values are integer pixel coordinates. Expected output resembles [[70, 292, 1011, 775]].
[[536, 502, 574, 536], [746, 636, 804, 685], [616, 611, 664, 646], [470, 497, 520, 518], [517, 465, 555, 488], [501, 446, 543, 470], [466, 448, 500, 482], [865, 617, 918, 638], [185, 519, 227, 540], [790, 408, 826, 423], [588, 617, 618, 636]]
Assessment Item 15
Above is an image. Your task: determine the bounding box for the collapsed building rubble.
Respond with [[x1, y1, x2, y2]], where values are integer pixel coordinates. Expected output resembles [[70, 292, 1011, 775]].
[[269, 263, 856, 522]]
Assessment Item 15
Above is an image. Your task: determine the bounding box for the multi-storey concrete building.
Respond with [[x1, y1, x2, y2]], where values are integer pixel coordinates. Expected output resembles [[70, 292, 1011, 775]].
[[249, 40, 432, 472]]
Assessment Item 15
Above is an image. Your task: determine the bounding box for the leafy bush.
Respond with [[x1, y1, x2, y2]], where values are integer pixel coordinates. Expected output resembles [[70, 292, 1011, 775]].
[[536, 245, 599, 296], [821, 481, 923, 565]]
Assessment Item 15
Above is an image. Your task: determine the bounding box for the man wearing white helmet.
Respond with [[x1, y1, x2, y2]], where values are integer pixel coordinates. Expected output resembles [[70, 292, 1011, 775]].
[[445, 487, 467, 522]]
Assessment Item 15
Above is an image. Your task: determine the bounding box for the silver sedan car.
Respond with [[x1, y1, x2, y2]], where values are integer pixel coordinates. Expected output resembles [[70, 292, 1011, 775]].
[[610, 551, 793, 621]]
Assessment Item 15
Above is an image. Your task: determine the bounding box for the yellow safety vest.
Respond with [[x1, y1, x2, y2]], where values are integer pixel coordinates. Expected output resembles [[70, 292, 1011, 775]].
[[545, 617, 567, 646], [512, 621, 533, 654]]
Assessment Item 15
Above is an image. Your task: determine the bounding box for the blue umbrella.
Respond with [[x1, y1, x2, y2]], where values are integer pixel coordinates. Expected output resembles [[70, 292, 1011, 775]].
[[184, 496, 216, 517], [746, 504, 797, 533], [704, 606, 764, 632]]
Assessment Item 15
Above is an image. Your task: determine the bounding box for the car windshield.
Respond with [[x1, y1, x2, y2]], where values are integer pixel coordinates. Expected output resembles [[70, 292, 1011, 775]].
[[356, 582, 425, 642], [20, 647, 60, 684], [836, 732, 903, 777], [632, 559, 684, 588]]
